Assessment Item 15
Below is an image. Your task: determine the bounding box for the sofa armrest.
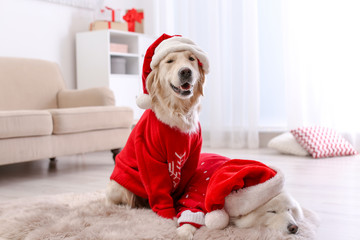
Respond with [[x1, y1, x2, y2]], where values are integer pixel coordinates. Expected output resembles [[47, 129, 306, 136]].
[[57, 87, 115, 108]]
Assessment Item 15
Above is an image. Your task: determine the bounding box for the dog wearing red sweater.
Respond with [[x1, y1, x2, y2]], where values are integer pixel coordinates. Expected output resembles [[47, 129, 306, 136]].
[[105, 34, 209, 219], [176, 153, 303, 239]]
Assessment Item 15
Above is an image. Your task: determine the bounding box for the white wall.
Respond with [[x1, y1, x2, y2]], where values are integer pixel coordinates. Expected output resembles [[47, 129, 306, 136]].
[[0, 0, 94, 88], [0, 0, 156, 89]]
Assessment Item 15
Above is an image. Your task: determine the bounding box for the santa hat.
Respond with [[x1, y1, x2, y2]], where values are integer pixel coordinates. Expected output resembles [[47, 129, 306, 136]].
[[204, 160, 285, 230], [136, 33, 210, 109]]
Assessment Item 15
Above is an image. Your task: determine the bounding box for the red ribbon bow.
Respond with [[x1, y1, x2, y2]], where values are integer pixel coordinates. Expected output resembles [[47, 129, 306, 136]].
[[123, 8, 144, 32]]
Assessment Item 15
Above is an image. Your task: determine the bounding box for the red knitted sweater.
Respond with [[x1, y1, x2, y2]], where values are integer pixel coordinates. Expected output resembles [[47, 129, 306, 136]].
[[110, 109, 202, 219]]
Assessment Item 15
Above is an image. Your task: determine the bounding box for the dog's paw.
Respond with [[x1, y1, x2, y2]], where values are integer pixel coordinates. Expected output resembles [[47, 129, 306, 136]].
[[176, 224, 197, 240]]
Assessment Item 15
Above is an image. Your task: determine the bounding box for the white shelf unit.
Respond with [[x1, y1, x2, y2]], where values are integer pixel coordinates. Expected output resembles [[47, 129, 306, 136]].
[[76, 30, 154, 119]]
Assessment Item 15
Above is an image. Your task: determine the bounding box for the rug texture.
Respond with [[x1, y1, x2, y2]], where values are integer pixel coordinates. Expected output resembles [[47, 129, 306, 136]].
[[0, 191, 320, 240]]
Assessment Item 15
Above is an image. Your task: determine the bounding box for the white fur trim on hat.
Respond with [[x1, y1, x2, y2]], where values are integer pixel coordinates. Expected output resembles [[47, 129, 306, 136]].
[[178, 210, 205, 226], [136, 93, 152, 109], [150, 36, 209, 74], [224, 167, 285, 217], [204, 209, 229, 230]]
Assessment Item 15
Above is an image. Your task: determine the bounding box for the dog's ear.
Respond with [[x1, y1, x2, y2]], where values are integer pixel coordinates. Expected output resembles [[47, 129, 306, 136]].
[[289, 195, 304, 221], [146, 68, 159, 98], [197, 67, 205, 96], [292, 204, 304, 221]]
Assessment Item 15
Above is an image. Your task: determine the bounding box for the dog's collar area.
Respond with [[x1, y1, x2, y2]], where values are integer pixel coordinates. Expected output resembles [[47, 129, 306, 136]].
[[170, 82, 193, 96]]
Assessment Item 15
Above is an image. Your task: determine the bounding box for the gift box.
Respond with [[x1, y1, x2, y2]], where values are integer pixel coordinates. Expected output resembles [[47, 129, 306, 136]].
[[95, 7, 125, 22], [123, 8, 144, 33], [90, 8, 144, 33], [90, 21, 128, 31], [110, 43, 128, 53]]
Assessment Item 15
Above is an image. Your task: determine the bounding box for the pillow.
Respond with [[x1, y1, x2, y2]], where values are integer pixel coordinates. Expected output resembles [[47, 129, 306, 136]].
[[268, 132, 309, 156], [290, 126, 358, 158]]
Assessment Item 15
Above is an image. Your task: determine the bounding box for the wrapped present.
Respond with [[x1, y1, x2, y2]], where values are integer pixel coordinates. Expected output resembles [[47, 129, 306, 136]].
[[110, 43, 128, 53], [95, 6, 125, 22], [90, 21, 128, 31], [123, 8, 144, 33]]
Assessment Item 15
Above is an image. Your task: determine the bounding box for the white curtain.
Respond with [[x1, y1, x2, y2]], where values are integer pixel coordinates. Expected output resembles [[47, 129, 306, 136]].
[[282, 0, 360, 150], [154, 0, 260, 148]]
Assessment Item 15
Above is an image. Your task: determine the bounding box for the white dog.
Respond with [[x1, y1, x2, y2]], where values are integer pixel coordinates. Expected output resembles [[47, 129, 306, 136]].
[[231, 192, 304, 234], [177, 192, 304, 240], [106, 34, 209, 220]]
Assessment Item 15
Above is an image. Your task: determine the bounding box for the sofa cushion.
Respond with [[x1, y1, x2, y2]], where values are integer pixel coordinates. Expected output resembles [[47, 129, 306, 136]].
[[0, 57, 65, 110], [49, 106, 133, 135], [0, 110, 53, 139]]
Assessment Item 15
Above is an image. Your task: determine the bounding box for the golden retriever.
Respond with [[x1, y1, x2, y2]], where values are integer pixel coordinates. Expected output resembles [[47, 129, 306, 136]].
[[106, 49, 206, 213], [146, 50, 205, 133]]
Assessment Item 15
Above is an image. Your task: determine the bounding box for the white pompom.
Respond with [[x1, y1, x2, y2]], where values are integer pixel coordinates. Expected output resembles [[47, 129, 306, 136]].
[[205, 209, 229, 230], [136, 94, 152, 109]]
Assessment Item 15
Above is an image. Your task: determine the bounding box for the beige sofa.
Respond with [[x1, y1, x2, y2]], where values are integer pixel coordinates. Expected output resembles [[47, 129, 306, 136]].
[[0, 57, 133, 166]]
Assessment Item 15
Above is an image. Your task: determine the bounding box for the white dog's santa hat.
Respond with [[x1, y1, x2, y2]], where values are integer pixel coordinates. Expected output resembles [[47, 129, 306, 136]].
[[204, 160, 285, 230], [136, 33, 210, 109]]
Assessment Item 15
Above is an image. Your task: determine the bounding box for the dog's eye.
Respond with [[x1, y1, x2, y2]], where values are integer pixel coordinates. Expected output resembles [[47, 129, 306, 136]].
[[166, 59, 174, 64], [267, 211, 277, 214], [189, 56, 195, 61]]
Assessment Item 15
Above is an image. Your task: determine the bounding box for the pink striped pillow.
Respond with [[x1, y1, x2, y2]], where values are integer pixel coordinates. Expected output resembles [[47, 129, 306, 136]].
[[291, 126, 358, 158]]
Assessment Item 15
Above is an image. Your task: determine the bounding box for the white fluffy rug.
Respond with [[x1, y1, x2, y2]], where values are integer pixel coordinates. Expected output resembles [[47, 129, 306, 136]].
[[0, 191, 320, 240]]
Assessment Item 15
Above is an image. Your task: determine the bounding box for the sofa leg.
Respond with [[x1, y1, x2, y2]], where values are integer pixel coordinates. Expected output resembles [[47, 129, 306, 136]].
[[49, 157, 57, 170], [111, 149, 121, 162]]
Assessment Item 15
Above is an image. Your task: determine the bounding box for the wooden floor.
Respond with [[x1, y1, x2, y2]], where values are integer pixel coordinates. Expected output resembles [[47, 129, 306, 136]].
[[0, 148, 359, 240]]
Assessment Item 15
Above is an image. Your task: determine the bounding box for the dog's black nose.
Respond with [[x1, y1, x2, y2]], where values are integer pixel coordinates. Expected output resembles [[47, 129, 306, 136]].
[[178, 67, 192, 80], [287, 224, 298, 234]]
